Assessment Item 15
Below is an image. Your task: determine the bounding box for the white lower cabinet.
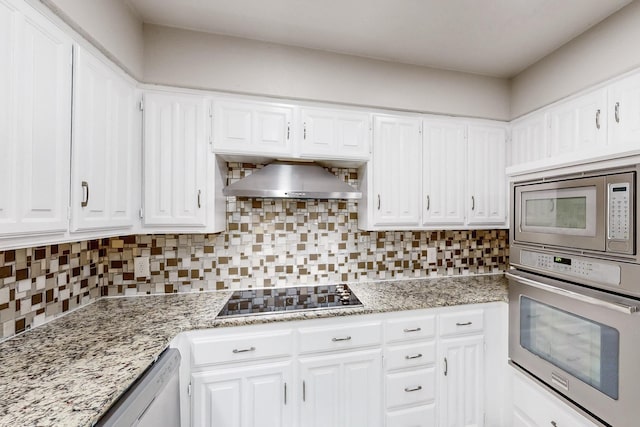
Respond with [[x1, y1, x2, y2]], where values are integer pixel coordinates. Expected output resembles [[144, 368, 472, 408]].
[[191, 361, 293, 427], [299, 349, 382, 427], [511, 368, 597, 427], [439, 335, 484, 427], [180, 303, 507, 427]]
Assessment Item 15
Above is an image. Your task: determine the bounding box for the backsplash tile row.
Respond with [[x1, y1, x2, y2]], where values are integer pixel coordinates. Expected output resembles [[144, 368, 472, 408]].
[[0, 164, 509, 339]]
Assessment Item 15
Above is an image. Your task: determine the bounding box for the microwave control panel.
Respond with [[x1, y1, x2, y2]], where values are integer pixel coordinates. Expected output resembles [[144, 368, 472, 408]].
[[608, 182, 630, 241], [520, 250, 621, 286]]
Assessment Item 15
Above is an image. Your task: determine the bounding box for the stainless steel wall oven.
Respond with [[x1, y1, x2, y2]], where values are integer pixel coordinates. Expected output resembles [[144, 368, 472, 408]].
[[508, 164, 640, 427]]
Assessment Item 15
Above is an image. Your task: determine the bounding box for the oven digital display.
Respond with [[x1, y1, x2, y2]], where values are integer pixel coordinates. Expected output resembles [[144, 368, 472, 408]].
[[612, 186, 627, 192], [553, 256, 572, 266]]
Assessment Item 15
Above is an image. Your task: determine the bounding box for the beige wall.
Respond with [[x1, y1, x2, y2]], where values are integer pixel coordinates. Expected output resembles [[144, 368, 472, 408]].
[[510, 0, 640, 119], [41, 0, 144, 78], [143, 24, 511, 120]]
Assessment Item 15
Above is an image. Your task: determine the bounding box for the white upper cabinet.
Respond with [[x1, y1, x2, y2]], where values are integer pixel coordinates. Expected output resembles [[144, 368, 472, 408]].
[[0, 0, 72, 237], [299, 107, 370, 160], [608, 72, 640, 148], [548, 88, 607, 156], [467, 125, 507, 226], [213, 99, 294, 157], [362, 115, 422, 228], [510, 112, 547, 166], [143, 91, 209, 227], [71, 46, 138, 232], [422, 119, 466, 226]]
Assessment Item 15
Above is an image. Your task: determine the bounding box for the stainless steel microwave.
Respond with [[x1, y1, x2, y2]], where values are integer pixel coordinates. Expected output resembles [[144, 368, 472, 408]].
[[512, 169, 636, 256]]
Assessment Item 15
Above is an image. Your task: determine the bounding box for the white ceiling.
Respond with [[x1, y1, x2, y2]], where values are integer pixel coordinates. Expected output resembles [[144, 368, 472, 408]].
[[126, 0, 632, 78]]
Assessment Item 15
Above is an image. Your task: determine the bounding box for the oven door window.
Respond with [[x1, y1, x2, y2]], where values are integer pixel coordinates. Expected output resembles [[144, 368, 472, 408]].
[[520, 296, 619, 399], [521, 186, 597, 236]]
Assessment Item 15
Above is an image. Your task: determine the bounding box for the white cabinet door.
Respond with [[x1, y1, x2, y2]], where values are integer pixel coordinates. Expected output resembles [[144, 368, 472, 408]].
[[300, 107, 370, 160], [143, 91, 208, 227], [467, 125, 507, 226], [0, 0, 72, 237], [510, 112, 548, 166], [371, 115, 421, 227], [609, 72, 640, 148], [439, 335, 484, 427], [213, 100, 293, 156], [548, 89, 607, 156], [422, 119, 466, 226], [191, 361, 293, 427], [71, 46, 137, 231], [299, 349, 382, 427]]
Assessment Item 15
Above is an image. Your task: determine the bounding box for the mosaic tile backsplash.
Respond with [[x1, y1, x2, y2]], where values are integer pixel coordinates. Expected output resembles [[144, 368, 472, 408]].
[[0, 164, 508, 339]]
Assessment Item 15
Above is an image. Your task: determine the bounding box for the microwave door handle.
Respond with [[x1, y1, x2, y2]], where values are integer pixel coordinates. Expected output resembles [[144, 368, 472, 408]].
[[506, 272, 640, 315]]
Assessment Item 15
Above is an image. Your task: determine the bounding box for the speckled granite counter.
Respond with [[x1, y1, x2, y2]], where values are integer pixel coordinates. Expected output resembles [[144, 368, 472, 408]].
[[0, 274, 507, 427]]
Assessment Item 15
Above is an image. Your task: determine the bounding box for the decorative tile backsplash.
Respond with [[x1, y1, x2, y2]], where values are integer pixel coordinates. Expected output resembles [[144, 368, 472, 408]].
[[0, 163, 509, 339]]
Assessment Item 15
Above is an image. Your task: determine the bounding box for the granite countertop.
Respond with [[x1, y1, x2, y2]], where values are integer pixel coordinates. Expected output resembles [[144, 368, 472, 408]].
[[0, 274, 507, 427]]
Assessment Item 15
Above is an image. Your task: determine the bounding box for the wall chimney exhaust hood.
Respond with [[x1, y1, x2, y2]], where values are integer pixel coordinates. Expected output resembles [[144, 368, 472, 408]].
[[223, 162, 361, 199]]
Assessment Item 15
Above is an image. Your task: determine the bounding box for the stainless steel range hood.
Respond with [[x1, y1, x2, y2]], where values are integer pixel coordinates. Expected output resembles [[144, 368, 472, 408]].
[[223, 162, 361, 199]]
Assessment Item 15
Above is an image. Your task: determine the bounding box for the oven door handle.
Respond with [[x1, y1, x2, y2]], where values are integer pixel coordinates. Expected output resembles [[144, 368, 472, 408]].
[[506, 272, 640, 315]]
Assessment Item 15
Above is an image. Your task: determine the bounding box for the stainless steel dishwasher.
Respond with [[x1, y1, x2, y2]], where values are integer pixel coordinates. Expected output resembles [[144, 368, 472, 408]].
[[96, 348, 181, 427]]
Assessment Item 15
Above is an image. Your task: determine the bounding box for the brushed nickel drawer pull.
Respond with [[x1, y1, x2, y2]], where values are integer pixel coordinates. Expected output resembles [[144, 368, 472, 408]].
[[615, 102, 620, 123], [284, 383, 287, 405], [404, 385, 422, 392], [197, 189, 202, 208], [403, 327, 422, 333], [444, 357, 448, 376], [232, 346, 256, 353], [81, 181, 89, 207], [332, 336, 352, 342], [405, 353, 423, 360], [595, 109, 601, 129], [377, 194, 381, 210], [426, 195, 430, 210], [456, 321, 472, 326]]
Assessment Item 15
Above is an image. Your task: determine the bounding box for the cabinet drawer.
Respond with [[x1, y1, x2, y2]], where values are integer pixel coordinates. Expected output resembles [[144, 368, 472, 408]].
[[385, 341, 435, 371], [386, 368, 435, 409], [386, 404, 436, 427], [512, 370, 597, 427], [439, 309, 483, 337], [190, 330, 293, 367], [385, 315, 436, 343], [298, 321, 382, 354]]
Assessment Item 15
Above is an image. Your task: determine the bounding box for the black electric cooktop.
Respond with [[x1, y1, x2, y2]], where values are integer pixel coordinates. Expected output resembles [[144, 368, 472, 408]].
[[217, 284, 362, 318]]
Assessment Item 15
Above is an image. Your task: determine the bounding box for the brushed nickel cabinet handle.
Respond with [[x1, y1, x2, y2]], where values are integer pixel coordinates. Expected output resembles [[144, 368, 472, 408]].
[[405, 353, 423, 360], [615, 102, 620, 123], [403, 327, 422, 333], [456, 321, 472, 326], [426, 195, 430, 210], [81, 181, 89, 207], [404, 385, 422, 392], [377, 194, 381, 210], [444, 357, 448, 376], [197, 189, 202, 208], [287, 122, 290, 140], [284, 383, 287, 405], [595, 109, 601, 129], [332, 336, 352, 342], [551, 421, 558, 427], [302, 380, 306, 402], [303, 122, 307, 139], [232, 346, 255, 353], [471, 196, 475, 211]]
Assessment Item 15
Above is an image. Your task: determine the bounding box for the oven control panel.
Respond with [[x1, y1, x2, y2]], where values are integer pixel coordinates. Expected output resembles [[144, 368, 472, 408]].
[[520, 250, 621, 286], [608, 182, 630, 240]]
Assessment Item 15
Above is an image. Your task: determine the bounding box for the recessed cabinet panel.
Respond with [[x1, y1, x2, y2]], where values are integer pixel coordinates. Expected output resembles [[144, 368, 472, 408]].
[[143, 91, 208, 227], [609, 72, 640, 148], [467, 125, 507, 226], [71, 47, 137, 232], [300, 108, 370, 160], [423, 120, 466, 226], [0, 0, 18, 226], [0, 1, 72, 237], [371, 115, 421, 227], [213, 100, 293, 156], [510, 113, 548, 166]]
